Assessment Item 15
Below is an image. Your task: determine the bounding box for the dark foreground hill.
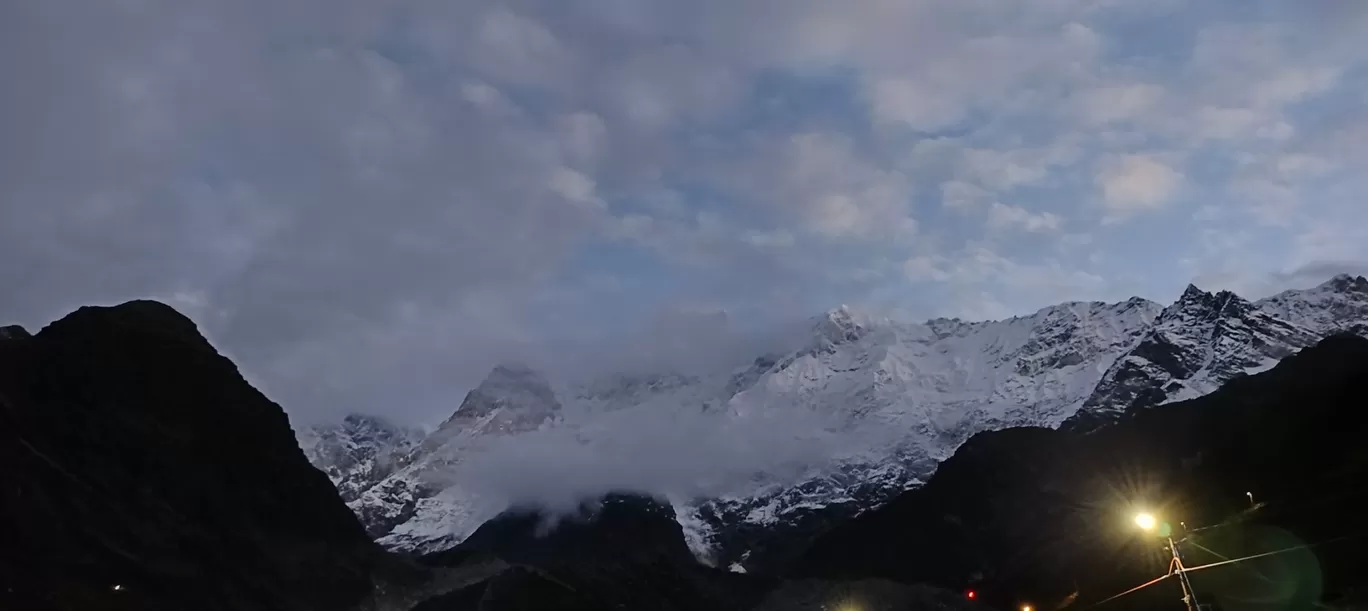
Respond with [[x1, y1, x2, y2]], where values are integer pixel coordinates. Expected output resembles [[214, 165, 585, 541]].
[[791, 333, 1368, 610], [411, 492, 999, 611], [0, 302, 401, 611]]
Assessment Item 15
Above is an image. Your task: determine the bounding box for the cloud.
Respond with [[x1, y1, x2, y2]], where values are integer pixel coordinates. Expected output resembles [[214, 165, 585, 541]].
[[1095, 155, 1184, 221], [1074, 84, 1165, 126], [459, 397, 856, 509], [3, 0, 1367, 430], [987, 202, 1063, 234]]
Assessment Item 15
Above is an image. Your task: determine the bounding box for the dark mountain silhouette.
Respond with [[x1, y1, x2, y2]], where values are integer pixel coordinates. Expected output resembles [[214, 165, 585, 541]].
[[414, 493, 774, 611], [0, 301, 403, 611], [791, 333, 1368, 610]]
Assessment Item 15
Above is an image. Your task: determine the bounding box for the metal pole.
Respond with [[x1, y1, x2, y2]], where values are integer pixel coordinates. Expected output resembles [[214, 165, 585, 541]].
[[1168, 536, 1200, 611]]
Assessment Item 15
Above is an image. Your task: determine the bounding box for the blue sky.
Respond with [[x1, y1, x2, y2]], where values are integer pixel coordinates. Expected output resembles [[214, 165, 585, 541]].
[[4, 0, 1368, 423]]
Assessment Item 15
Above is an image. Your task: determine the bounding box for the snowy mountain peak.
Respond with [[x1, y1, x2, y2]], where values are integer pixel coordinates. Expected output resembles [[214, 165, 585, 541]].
[[438, 361, 560, 433], [1066, 279, 1361, 432], [1325, 273, 1368, 294], [1255, 274, 1368, 337], [813, 305, 869, 346], [298, 413, 425, 503], [1178, 282, 1207, 301]]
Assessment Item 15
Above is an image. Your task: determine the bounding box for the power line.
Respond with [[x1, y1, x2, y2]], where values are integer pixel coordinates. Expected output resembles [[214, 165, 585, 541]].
[[1084, 530, 1368, 609], [1084, 573, 1170, 609], [1180, 531, 1368, 576]]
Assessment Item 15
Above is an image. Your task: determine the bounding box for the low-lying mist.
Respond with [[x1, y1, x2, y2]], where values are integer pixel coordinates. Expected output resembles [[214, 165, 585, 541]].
[[450, 395, 901, 516]]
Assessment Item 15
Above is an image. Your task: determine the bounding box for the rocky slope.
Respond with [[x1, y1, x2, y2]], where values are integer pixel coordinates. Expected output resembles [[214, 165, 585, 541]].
[[299, 414, 427, 504], [306, 275, 1368, 574], [0, 302, 397, 611], [1063, 279, 1368, 431], [350, 363, 564, 548], [791, 333, 1368, 610]]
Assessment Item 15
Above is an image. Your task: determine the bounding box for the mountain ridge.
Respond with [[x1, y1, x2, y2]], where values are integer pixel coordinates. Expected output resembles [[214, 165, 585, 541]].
[[789, 332, 1368, 609], [301, 274, 1368, 572]]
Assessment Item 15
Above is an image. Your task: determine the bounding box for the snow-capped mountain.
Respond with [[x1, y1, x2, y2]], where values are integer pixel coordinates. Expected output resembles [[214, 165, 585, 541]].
[[691, 297, 1163, 568], [345, 362, 563, 548], [297, 414, 425, 504], [1064, 275, 1368, 432], [298, 274, 1368, 571]]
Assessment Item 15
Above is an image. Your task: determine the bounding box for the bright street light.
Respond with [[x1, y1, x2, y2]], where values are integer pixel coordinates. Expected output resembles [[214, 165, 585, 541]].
[[1131, 510, 1201, 611], [1134, 512, 1157, 531], [1021, 605, 1034, 611]]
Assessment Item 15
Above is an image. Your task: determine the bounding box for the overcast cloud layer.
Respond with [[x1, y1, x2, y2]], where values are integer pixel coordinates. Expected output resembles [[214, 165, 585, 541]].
[[4, 0, 1367, 425]]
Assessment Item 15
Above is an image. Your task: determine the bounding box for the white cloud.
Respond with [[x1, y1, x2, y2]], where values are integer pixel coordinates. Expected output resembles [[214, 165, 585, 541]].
[[1275, 153, 1337, 180], [730, 131, 917, 241], [548, 167, 606, 210], [460, 81, 513, 114], [962, 148, 1055, 191], [1075, 83, 1165, 125], [1252, 67, 1339, 107], [941, 180, 994, 211], [1096, 155, 1184, 220], [743, 229, 796, 250], [472, 7, 577, 90], [555, 112, 610, 168], [1192, 106, 1263, 140], [987, 202, 1063, 233], [903, 255, 951, 282], [868, 77, 966, 131], [903, 246, 1111, 320]]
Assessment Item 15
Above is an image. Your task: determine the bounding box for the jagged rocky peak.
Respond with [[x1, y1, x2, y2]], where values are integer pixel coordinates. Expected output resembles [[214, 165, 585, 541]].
[[343, 411, 402, 431], [300, 413, 426, 503], [1168, 283, 1252, 319], [1327, 273, 1368, 293], [436, 361, 561, 436], [1064, 277, 1364, 433], [813, 305, 866, 345]]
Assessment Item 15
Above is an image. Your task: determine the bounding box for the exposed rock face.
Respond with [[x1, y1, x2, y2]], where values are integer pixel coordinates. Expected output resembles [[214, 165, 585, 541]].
[[791, 334, 1368, 610], [1066, 275, 1368, 431], [0, 301, 388, 611], [298, 414, 426, 503], [345, 362, 563, 546]]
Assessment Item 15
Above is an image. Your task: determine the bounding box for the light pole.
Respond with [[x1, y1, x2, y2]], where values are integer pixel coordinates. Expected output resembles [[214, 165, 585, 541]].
[[1134, 513, 1200, 611]]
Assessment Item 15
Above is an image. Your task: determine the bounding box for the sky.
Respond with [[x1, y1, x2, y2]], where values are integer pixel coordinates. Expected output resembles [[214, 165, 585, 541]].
[[4, 0, 1368, 426]]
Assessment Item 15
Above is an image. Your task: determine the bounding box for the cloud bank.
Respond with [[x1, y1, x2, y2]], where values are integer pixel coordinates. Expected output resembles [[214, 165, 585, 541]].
[[3, 0, 1368, 424]]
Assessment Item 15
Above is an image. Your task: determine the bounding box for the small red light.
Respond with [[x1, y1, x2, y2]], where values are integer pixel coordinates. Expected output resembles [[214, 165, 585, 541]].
[[967, 590, 976, 599]]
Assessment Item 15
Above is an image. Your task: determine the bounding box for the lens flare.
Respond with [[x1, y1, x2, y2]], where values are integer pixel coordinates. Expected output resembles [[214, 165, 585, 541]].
[[1134, 512, 1157, 530]]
